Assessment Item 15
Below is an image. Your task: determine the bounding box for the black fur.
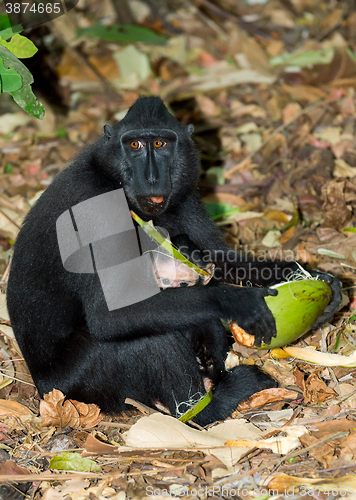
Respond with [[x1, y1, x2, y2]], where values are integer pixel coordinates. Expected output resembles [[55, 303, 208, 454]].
[[7, 97, 341, 425]]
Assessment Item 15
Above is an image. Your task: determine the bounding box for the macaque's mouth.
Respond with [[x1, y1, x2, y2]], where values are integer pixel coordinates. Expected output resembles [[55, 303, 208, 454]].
[[149, 196, 164, 204], [140, 196, 166, 214]]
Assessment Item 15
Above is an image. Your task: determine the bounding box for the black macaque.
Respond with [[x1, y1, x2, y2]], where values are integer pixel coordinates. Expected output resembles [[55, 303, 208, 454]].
[[7, 97, 342, 426], [152, 234, 219, 392]]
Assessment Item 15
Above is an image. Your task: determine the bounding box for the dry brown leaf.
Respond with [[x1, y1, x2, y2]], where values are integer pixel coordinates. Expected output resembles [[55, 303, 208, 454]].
[[298, 419, 355, 466], [196, 95, 221, 117], [282, 102, 302, 124], [0, 460, 29, 476], [303, 373, 336, 404], [299, 433, 336, 468], [0, 399, 33, 417], [309, 48, 356, 85], [56, 49, 100, 82], [72, 401, 103, 429], [311, 420, 356, 434], [237, 388, 299, 411], [340, 432, 356, 456], [40, 389, 103, 429], [84, 434, 118, 454], [322, 178, 353, 228], [40, 390, 79, 428], [283, 84, 328, 103], [263, 360, 295, 386]]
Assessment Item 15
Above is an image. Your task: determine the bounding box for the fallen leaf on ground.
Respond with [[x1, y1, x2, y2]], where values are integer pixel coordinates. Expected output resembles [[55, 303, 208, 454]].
[[0, 399, 33, 417], [84, 434, 118, 454], [50, 452, 102, 472], [0, 460, 29, 475], [304, 373, 336, 404], [40, 389, 103, 429], [237, 388, 299, 411], [226, 425, 307, 455]]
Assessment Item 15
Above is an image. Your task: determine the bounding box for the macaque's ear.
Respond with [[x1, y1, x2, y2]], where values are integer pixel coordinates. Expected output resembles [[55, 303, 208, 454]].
[[202, 263, 215, 285], [104, 125, 113, 141], [187, 124, 194, 136]]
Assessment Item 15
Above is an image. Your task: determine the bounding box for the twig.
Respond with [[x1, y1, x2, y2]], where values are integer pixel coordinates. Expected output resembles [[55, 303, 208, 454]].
[[215, 431, 349, 486], [125, 398, 157, 415], [193, 0, 271, 38], [269, 431, 349, 476], [0, 209, 20, 229]]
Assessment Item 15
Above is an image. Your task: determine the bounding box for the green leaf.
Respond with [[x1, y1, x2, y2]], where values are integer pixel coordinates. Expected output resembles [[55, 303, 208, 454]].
[[0, 15, 12, 31], [56, 126, 67, 138], [0, 46, 44, 118], [0, 45, 33, 86], [130, 211, 208, 277], [50, 452, 101, 472], [205, 202, 240, 220], [0, 56, 22, 92], [334, 332, 341, 351], [271, 48, 334, 68], [344, 227, 356, 233], [0, 34, 37, 58], [0, 25, 23, 41], [77, 24, 167, 45], [10, 84, 45, 119], [317, 248, 346, 259], [347, 314, 356, 325], [4, 163, 13, 173], [179, 390, 213, 423]]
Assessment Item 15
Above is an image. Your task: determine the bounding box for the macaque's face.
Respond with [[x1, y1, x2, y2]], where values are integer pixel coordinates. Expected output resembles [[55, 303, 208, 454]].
[[153, 253, 214, 289]]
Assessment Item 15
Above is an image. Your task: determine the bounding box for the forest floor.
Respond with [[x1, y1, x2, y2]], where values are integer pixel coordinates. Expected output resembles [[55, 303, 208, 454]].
[[0, 0, 356, 498]]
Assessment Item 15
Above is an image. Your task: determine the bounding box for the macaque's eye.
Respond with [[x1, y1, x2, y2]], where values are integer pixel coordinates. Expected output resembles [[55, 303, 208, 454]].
[[130, 141, 143, 149], [179, 281, 189, 287], [154, 139, 165, 148]]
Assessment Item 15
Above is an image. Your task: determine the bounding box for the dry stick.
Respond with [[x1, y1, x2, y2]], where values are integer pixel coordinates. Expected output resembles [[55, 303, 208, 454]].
[[0, 209, 20, 229], [182, 0, 228, 39], [0, 371, 35, 386], [98, 421, 132, 429], [125, 397, 157, 415], [214, 430, 349, 487], [193, 0, 270, 38], [224, 95, 339, 179], [0, 472, 105, 483], [277, 430, 348, 464]]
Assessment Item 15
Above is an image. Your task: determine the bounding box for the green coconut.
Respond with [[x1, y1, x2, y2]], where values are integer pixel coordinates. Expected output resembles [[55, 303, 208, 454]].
[[231, 279, 333, 349]]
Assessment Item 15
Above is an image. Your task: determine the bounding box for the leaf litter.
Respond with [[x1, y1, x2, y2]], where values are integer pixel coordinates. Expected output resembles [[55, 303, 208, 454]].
[[1, 0, 356, 497]]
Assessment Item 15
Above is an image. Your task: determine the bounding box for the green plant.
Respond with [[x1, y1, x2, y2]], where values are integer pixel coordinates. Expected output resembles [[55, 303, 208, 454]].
[[0, 15, 44, 119]]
